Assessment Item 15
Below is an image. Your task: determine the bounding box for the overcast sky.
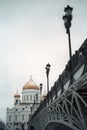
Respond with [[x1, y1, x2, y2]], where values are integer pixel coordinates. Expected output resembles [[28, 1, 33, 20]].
[[0, 0, 87, 122]]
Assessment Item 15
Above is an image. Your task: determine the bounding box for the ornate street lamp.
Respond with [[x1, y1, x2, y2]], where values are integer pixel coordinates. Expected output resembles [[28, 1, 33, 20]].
[[40, 83, 43, 102], [45, 63, 51, 93], [30, 106, 33, 114], [63, 5, 73, 84], [36, 94, 38, 102], [29, 106, 33, 120]]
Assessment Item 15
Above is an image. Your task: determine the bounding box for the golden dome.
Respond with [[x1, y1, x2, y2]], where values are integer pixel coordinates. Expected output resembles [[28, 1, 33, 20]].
[[14, 90, 20, 98], [23, 76, 39, 90]]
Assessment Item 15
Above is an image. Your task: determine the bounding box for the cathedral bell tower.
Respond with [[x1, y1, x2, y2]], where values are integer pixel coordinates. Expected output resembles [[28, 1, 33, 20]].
[[14, 90, 20, 106]]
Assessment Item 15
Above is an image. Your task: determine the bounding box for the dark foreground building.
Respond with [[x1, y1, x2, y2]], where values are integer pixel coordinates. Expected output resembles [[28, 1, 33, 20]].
[[0, 120, 5, 130]]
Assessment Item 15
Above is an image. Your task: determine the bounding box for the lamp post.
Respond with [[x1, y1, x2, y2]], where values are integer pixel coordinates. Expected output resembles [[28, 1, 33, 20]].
[[36, 94, 38, 102], [40, 83, 43, 102], [30, 106, 33, 114], [45, 63, 51, 93], [63, 5, 73, 84], [29, 106, 33, 120]]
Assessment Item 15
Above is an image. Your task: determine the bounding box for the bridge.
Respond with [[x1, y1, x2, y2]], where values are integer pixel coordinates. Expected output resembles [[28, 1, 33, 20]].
[[28, 39, 87, 130]]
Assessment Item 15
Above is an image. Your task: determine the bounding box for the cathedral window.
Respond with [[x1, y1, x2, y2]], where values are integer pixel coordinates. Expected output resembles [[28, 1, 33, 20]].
[[27, 95, 28, 100], [22, 114, 24, 120], [24, 96, 25, 100], [30, 95, 32, 100], [15, 115, 17, 121], [16, 99, 18, 104], [9, 115, 11, 121]]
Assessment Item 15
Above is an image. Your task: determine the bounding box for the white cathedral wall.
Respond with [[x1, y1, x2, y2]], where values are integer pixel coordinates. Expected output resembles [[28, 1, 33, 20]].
[[6, 87, 41, 130], [13, 105, 30, 122], [22, 89, 40, 103], [7, 104, 38, 122], [6, 105, 31, 130]]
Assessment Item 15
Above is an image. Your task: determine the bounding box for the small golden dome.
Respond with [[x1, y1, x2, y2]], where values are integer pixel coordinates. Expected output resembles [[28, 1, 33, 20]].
[[23, 76, 39, 90], [14, 90, 20, 98]]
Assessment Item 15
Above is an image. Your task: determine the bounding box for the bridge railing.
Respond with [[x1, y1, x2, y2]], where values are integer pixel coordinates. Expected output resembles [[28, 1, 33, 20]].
[[32, 38, 87, 118]]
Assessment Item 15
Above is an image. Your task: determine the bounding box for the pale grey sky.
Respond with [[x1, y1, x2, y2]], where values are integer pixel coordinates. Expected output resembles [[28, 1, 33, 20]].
[[0, 0, 87, 122]]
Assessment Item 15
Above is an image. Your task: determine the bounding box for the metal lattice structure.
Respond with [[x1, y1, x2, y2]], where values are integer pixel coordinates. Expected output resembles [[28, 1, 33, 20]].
[[28, 39, 87, 130]]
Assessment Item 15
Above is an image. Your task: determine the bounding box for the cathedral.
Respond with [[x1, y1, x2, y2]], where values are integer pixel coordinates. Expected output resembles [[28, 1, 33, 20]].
[[6, 77, 41, 130]]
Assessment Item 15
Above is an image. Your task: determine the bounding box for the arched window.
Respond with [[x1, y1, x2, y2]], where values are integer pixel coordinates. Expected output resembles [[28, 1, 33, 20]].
[[30, 95, 32, 100], [9, 115, 11, 121], [16, 100, 18, 103], [22, 114, 24, 120], [27, 95, 28, 100], [24, 96, 25, 101], [15, 115, 17, 121]]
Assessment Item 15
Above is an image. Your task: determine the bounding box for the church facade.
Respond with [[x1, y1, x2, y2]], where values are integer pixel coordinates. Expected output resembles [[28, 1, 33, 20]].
[[6, 77, 41, 130]]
